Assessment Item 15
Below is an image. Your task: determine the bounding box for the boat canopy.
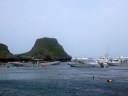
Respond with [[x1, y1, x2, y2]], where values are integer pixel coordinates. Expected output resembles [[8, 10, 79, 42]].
[[74, 58, 88, 60], [33, 59, 44, 61]]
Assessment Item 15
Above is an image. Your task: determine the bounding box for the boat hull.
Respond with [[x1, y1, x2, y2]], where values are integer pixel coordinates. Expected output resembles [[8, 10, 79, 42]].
[[9, 62, 31, 67], [107, 62, 128, 66], [40, 61, 60, 66], [69, 63, 101, 68], [107, 62, 121, 66]]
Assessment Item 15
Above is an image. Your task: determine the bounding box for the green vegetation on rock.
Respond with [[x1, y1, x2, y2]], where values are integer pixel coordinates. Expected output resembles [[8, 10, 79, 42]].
[[20, 37, 71, 60], [0, 43, 12, 57], [0, 37, 71, 61]]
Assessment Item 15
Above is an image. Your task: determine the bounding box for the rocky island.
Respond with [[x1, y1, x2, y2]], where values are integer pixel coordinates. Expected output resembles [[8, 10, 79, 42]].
[[0, 37, 71, 62]]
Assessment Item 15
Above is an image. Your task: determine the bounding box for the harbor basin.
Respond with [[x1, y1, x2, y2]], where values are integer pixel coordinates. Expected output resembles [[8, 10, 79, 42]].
[[0, 62, 128, 96]]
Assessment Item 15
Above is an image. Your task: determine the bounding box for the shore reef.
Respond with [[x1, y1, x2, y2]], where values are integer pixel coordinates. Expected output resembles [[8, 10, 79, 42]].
[[0, 37, 71, 62]]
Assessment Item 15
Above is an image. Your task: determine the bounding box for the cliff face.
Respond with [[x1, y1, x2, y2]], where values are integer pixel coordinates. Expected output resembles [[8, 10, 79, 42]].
[[0, 43, 12, 58], [20, 37, 71, 60]]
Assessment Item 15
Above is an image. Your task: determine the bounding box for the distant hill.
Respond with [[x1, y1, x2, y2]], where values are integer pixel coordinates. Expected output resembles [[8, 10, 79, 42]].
[[0, 43, 13, 58], [19, 37, 71, 60]]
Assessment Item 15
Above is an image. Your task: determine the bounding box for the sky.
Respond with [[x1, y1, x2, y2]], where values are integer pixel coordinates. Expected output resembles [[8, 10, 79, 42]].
[[0, 0, 128, 59]]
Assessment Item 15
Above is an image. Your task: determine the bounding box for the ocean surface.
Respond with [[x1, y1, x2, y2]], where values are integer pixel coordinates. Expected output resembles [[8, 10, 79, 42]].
[[0, 62, 128, 96]]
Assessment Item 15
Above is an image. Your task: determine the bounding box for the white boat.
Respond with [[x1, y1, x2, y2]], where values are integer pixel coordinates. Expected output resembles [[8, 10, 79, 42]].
[[8, 62, 32, 67], [8, 61, 60, 67], [97, 56, 109, 67], [69, 58, 101, 68], [107, 56, 128, 66], [107, 61, 121, 66], [40, 61, 60, 66]]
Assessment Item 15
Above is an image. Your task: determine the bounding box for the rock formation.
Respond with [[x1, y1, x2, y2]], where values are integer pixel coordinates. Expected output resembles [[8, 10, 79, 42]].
[[0, 43, 16, 62], [0, 43, 12, 58], [19, 37, 71, 61]]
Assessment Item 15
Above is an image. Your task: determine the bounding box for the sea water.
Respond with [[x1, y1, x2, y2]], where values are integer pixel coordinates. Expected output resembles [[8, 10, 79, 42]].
[[0, 62, 128, 96]]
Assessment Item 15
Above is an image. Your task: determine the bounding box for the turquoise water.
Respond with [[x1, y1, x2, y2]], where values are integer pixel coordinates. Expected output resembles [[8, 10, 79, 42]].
[[0, 62, 128, 96]]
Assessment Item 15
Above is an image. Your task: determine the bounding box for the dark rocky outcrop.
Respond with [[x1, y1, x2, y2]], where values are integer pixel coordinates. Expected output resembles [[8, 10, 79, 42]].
[[0, 37, 72, 62], [0, 43, 12, 57], [18, 37, 72, 61], [0, 43, 16, 62]]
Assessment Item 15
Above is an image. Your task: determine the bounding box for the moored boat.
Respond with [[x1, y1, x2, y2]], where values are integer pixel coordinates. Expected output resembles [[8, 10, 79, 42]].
[[40, 61, 60, 66], [107, 62, 121, 66], [69, 58, 101, 68], [8, 62, 32, 67], [97, 56, 109, 67], [107, 56, 128, 66]]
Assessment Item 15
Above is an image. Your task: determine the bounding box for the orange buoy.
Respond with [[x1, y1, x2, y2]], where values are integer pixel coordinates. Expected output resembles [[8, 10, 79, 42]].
[[107, 80, 113, 82]]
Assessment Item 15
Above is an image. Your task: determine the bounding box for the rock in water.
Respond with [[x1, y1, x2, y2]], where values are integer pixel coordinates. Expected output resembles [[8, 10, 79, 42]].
[[20, 37, 72, 61]]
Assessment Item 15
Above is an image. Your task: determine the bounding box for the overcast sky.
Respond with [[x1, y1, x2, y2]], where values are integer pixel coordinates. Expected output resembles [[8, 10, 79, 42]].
[[0, 0, 128, 59]]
